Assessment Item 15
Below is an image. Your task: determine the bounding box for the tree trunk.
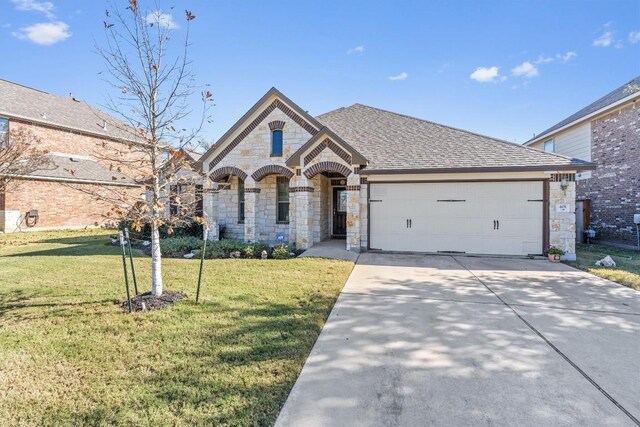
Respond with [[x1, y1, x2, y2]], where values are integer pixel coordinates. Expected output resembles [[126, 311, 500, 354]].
[[150, 222, 163, 296]]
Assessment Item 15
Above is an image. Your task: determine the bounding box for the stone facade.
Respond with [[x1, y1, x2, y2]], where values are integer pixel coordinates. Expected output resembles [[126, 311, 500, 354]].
[[204, 98, 367, 251], [576, 103, 639, 245], [549, 180, 577, 260]]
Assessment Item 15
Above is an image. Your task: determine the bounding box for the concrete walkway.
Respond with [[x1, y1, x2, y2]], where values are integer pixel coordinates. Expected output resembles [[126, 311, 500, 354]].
[[298, 239, 359, 262], [276, 253, 640, 427]]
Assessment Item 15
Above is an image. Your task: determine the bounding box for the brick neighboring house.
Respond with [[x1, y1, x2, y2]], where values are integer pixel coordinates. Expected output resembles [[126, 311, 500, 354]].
[[0, 79, 144, 232], [197, 87, 593, 259], [526, 76, 640, 247]]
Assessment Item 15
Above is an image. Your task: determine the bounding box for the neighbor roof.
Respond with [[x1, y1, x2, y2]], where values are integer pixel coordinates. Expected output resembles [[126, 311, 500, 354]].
[[527, 76, 640, 144], [0, 79, 143, 143], [316, 104, 594, 174], [26, 153, 137, 186]]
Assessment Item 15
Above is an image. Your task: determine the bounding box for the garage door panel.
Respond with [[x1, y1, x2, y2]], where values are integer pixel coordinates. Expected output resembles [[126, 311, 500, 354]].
[[370, 182, 544, 256]]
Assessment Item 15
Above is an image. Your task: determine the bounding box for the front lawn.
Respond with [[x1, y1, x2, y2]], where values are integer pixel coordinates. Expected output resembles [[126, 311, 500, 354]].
[[0, 229, 353, 426], [567, 244, 640, 291]]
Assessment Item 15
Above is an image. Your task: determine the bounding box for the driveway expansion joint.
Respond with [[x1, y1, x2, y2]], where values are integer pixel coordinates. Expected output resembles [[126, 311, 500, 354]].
[[452, 256, 640, 426]]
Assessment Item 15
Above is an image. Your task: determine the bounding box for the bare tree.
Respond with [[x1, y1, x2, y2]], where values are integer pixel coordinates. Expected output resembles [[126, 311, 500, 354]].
[[84, 1, 212, 296], [0, 128, 52, 193]]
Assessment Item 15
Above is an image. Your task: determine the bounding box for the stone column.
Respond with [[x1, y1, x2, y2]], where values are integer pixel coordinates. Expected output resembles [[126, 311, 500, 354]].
[[244, 178, 260, 243], [203, 179, 219, 241], [288, 175, 298, 245], [293, 175, 314, 250], [346, 172, 361, 252], [549, 179, 576, 261]]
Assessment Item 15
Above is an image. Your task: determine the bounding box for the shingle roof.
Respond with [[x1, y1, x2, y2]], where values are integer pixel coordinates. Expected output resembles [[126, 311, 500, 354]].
[[316, 104, 593, 173], [0, 79, 142, 143], [28, 153, 137, 186], [529, 75, 640, 142]]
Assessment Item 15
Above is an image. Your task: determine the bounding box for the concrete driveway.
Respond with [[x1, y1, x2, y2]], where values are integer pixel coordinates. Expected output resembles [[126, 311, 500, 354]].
[[276, 253, 640, 427]]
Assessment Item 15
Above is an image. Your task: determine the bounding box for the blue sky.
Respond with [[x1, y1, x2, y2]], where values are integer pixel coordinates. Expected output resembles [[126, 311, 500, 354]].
[[1, 0, 639, 146]]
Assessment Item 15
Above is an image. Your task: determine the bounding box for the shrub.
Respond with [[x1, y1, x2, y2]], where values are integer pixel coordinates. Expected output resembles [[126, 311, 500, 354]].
[[160, 236, 202, 257], [272, 244, 290, 260], [244, 242, 270, 258], [121, 220, 204, 240], [544, 245, 565, 255], [203, 239, 248, 259]]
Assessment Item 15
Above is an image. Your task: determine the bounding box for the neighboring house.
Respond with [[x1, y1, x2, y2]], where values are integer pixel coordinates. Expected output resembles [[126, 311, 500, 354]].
[[0, 79, 143, 232], [197, 88, 593, 259], [526, 76, 640, 247], [162, 149, 205, 219]]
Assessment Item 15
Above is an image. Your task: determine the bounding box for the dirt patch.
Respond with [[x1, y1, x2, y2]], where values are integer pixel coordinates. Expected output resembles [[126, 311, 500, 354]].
[[119, 291, 186, 312]]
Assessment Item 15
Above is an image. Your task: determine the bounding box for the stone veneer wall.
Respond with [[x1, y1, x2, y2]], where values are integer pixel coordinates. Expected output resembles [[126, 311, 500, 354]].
[[217, 176, 243, 239], [255, 175, 290, 243], [576, 103, 639, 245], [549, 180, 577, 261]]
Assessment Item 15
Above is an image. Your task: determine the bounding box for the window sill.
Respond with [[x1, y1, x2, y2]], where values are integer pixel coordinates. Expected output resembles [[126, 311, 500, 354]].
[[270, 153, 283, 157], [238, 220, 245, 224], [276, 221, 290, 225]]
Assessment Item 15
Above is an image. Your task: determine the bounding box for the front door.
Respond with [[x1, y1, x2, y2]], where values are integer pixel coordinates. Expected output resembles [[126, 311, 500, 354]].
[[333, 187, 347, 237]]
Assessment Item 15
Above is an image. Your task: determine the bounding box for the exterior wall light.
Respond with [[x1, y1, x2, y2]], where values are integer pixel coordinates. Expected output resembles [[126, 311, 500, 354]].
[[560, 178, 569, 191]]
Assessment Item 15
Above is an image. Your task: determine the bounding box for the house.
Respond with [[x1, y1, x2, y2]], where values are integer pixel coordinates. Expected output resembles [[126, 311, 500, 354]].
[[162, 148, 205, 219], [526, 76, 639, 247], [197, 88, 594, 259], [0, 79, 143, 232]]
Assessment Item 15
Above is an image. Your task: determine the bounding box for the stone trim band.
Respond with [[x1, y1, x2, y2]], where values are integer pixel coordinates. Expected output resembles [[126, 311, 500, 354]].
[[245, 188, 261, 193], [551, 173, 576, 182], [210, 166, 247, 182], [304, 161, 352, 179], [290, 186, 314, 193], [268, 120, 286, 131], [346, 185, 361, 191], [303, 138, 353, 166]]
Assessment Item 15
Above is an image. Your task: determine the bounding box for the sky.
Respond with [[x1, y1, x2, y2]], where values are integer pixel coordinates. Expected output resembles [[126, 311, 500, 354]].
[[1, 0, 639, 147]]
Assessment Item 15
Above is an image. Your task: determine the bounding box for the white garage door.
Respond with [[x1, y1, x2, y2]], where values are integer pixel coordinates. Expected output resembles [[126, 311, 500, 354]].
[[369, 181, 544, 256]]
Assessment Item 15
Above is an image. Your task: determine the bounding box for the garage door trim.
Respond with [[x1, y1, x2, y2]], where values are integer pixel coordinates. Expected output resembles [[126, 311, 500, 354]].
[[367, 178, 550, 254]]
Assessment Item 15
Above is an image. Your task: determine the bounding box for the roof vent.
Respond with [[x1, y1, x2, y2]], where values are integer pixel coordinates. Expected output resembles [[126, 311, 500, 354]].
[[41, 113, 47, 119], [102, 121, 108, 131]]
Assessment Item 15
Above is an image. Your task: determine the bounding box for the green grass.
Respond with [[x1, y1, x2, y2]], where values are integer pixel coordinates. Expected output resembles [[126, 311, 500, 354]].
[[567, 244, 640, 291], [0, 229, 354, 426]]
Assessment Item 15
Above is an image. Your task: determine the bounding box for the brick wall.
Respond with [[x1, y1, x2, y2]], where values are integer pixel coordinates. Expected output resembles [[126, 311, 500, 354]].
[[577, 103, 640, 245], [3, 179, 139, 231]]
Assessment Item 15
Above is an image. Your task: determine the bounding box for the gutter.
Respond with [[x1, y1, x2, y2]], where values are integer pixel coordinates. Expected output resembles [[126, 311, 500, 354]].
[[360, 164, 597, 175], [525, 91, 640, 146], [5, 174, 141, 187]]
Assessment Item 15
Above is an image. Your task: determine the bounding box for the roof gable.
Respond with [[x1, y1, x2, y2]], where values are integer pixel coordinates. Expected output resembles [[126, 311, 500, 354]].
[[197, 88, 323, 170], [286, 126, 367, 167]]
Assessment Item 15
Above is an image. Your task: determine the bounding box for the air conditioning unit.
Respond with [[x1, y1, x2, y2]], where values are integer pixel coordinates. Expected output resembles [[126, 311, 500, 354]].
[[634, 214, 640, 225]]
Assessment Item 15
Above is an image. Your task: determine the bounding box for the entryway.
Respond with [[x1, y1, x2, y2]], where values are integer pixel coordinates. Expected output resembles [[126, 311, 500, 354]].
[[332, 187, 347, 238]]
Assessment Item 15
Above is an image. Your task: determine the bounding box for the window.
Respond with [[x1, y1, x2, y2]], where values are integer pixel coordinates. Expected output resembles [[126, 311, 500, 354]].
[[238, 179, 245, 223], [543, 139, 554, 153], [0, 117, 8, 145], [271, 129, 283, 156], [195, 185, 203, 217], [276, 178, 289, 223]]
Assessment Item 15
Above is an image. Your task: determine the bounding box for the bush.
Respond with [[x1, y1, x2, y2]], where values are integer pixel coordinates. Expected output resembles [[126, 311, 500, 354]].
[[203, 239, 248, 259], [272, 244, 290, 260], [160, 236, 203, 257], [121, 220, 204, 240], [244, 242, 270, 258]]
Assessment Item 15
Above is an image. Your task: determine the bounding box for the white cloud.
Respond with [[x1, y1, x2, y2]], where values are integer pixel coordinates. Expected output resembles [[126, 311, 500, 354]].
[[12, 21, 70, 45], [593, 29, 614, 47], [388, 72, 408, 81], [630, 31, 640, 44], [557, 51, 577, 62], [512, 61, 539, 78], [146, 11, 178, 30], [347, 45, 364, 55], [11, 0, 55, 19], [535, 55, 555, 64], [470, 66, 501, 83]]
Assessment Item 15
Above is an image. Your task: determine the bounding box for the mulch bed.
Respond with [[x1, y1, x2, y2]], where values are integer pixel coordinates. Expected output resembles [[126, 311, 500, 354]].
[[119, 291, 186, 312]]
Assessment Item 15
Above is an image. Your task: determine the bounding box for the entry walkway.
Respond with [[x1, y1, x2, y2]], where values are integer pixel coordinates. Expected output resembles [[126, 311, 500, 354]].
[[298, 239, 359, 262]]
